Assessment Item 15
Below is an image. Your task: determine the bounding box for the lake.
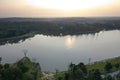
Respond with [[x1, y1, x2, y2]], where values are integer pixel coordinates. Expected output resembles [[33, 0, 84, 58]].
[[0, 30, 120, 72]]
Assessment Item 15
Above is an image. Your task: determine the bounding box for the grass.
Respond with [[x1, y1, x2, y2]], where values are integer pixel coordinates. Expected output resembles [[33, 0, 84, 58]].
[[87, 56, 120, 73]]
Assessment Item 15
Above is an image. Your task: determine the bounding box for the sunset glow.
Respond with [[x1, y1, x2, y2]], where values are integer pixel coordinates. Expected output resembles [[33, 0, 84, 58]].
[[26, 0, 114, 10], [66, 37, 75, 48], [0, 0, 120, 17]]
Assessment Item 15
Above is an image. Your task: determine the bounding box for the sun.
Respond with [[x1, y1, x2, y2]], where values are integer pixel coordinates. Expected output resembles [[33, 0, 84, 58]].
[[26, 0, 114, 10]]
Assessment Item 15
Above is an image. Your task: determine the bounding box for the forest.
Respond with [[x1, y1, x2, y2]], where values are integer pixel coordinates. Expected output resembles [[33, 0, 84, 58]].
[[0, 18, 120, 38]]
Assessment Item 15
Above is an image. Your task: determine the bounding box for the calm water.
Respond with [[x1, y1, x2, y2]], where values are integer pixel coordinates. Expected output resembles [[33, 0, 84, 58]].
[[0, 30, 120, 72]]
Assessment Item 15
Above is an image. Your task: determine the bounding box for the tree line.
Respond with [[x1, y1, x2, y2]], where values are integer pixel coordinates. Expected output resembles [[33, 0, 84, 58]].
[[0, 18, 120, 38]]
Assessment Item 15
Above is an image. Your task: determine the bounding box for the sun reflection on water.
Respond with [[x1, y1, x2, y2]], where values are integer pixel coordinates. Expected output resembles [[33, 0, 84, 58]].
[[65, 36, 75, 49]]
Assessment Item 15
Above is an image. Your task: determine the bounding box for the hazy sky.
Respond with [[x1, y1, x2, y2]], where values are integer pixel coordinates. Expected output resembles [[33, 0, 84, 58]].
[[0, 0, 120, 17]]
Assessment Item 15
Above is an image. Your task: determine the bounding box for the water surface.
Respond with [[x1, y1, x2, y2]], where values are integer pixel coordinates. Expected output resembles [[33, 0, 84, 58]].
[[0, 30, 120, 72]]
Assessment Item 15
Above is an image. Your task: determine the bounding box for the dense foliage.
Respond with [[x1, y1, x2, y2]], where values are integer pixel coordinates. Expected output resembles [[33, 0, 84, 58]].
[[0, 56, 120, 80], [54, 61, 120, 80], [0, 18, 120, 38], [0, 57, 41, 80]]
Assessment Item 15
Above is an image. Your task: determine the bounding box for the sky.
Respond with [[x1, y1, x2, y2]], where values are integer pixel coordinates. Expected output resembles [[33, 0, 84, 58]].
[[0, 0, 120, 17]]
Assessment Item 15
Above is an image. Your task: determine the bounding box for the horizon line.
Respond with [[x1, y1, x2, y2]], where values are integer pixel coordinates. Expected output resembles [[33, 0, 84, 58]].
[[0, 16, 120, 19]]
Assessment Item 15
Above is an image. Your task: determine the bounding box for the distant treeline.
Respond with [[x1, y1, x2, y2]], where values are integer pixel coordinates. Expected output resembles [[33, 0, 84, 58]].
[[0, 18, 120, 38]]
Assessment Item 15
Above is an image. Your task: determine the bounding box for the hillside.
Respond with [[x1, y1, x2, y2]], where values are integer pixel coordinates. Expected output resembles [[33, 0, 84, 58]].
[[0, 57, 42, 80], [87, 56, 120, 73], [53, 56, 120, 80], [1, 56, 120, 80]]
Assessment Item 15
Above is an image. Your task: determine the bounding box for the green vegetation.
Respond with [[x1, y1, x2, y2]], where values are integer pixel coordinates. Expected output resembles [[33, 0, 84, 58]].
[[54, 62, 103, 80], [1, 56, 120, 80], [0, 18, 120, 39], [0, 18, 120, 46], [53, 57, 120, 80], [87, 56, 120, 73], [0, 57, 42, 80], [0, 33, 35, 45]]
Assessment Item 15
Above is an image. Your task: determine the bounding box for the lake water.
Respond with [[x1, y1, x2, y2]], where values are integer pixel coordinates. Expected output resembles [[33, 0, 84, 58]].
[[0, 30, 120, 72]]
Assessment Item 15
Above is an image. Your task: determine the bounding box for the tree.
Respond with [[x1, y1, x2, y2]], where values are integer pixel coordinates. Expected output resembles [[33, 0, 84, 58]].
[[4, 64, 10, 69], [0, 64, 3, 69], [104, 62, 112, 72], [0, 57, 2, 64], [64, 73, 69, 80], [114, 63, 120, 70], [78, 62, 87, 74], [19, 65, 29, 73], [17, 61, 29, 73], [75, 69, 84, 80], [2, 67, 22, 80], [88, 70, 94, 80], [116, 72, 120, 80], [104, 75, 114, 80], [88, 69, 102, 80], [68, 63, 77, 80], [57, 76, 62, 80], [0, 64, 3, 79], [69, 62, 75, 71], [36, 63, 41, 72]]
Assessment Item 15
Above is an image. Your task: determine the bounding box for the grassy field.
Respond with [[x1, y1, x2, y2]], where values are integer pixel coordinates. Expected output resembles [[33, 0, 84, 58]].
[[87, 56, 120, 73]]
